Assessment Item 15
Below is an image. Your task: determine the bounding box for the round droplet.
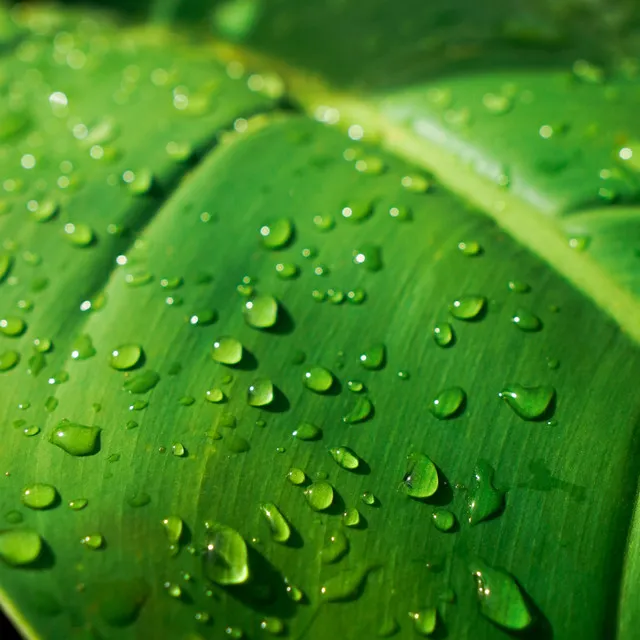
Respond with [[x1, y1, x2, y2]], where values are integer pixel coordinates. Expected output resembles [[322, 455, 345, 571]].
[[260, 503, 290, 543], [304, 482, 334, 511], [81, 534, 104, 550], [64, 223, 94, 247], [0, 530, 42, 566], [164, 582, 182, 598], [433, 323, 454, 347], [212, 337, 243, 365], [470, 560, 533, 630], [260, 218, 293, 249], [468, 461, 505, 526], [203, 522, 249, 585], [329, 446, 360, 470], [302, 366, 334, 393], [123, 370, 160, 394], [109, 344, 142, 370], [342, 396, 373, 424], [449, 296, 486, 320], [498, 384, 555, 420], [0, 316, 26, 337], [292, 422, 322, 441], [342, 508, 361, 527], [403, 453, 439, 499], [432, 508, 456, 532], [205, 387, 225, 403], [244, 295, 278, 329], [321, 529, 349, 564], [430, 387, 465, 419], [347, 288, 366, 304], [287, 468, 306, 485], [21, 483, 57, 510], [127, 492, 151, 508], [458, 241, 482, 256], [352, 244, 382, 271], [359, 344, 385, 370], [361, 491, 377, 506], [171, 442, 186, 457], [247, 378, 274, 407], [0, 350, 19, 372], [49, 421, 101, 456], [512, 309, 542, 332]]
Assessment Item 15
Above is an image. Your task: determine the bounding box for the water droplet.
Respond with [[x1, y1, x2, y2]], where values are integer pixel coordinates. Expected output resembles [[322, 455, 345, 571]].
[[22, 425, 38, 437], [432, 508, 456, 532], [172, 442, 186, 457], [409, 608, 438, 636], [127, 492, 151, 508], [512, 309, 542, 332], [70, 334, 96, 360], [125, 271, 153, 288], [304, 482, 334, 511], [470, 559, 533, 630], [468, 461, 505, 525], [27, 351, 45, 376], [359, 344, 385, 370], [361, 491, 377, 506], [321, 528, 349, 564], [329, 446, 360, 470], [430, 386, 465, 419], [287, 468, 306, 485], [64, 223, 94, 247], [433, 322, 454, 347], [205, 387, 225, 403], [449, 296, 486, 320], [568, 235, 589, 251], [260, 218, 293, 249], [203, 522, 249, 585], [95, 578, 150, 627], [0, 316, 26, 337], [347, 288, 366, 304], [342, 508, 361, 528], [178, 396, 195, 407], [164, 582, 182, 598], [212, 337, 243, 365], [189, 309, 217, 326], [378, 614, 400, 637], [0, 529, 42, 566], [34, 338, 52, 353], [21, 483, 57, 510], [401, 174, 430, 193], [0, 254, 13, 282], [123, 370, 160, 394], [49, 421, 100, 456], [302, 366, 334, 393], [69, 499, 88, 511], [508, 280, 530, 293], [125, 168, 154, 195], [403, 453, 439, 498], [260, 503, 290, 544], [260, 617, 284, 634], [275, 262, 299, 279], [341, 201, 372, 222], [355, 156, 385, 175], [162, 516, 183, 545], [342, 396, 373, 424], [109, 344, 142, 370], [547, 358, 560, 370], [313, 214, 335, 231], [81, 534, 104, 550], [284, 577, 304, 602], [0, 350, 19, 372], [223, 434, 250, 454], [458, 240, 482, 256], [499, 384, 555, 420], [129, 400, 148, 411], [194, 611, 210, 624], [292, 422, 322, 441], [353, 244, 382, 271], [5, 511, 23, 524], [320, 565, 371, 602], [247, 378, 274, 407], [244, 295, 278, 329], [48, 370, 69, 385]]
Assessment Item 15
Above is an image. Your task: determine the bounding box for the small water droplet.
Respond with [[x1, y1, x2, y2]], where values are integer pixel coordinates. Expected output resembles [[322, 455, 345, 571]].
[[359, 344, 385, 370], [171, 442, 186, 457], [63, 222, 94, 247], [430, 386, 465, 419], [449, 296, 486, 320], [302, 366, 334, 393], [21, 483, 57, 510], [512, 309, 542, 332], [287, 468, 306, 485], [161, 516, 183, 545], [0, 316, 26, 337], [498, 384, 555, 420], [284, 577, 304, 602], [433, 322, 454, 347], [247, 378, 274, 407], [341, 201, 373, 222], [401, 174, 430, 193], [260, 503, 290, 543], [0, 529, 42, 566], [49, 420, 100, 456], [178, 396, 195, 406], [292, 422, 322, 441], [508, 280, 530, 293], [353, 244, 382, 271], [203, 522, 249, 585], [127, 492, 151, 508], [4, 511, 23, 524], [329, 446, 360, 471], [260, 617, 284, 635], [304, 482, 334, 511], [129, 400, 148, 411], [275, 262, 299, 279], [347, 380, 365, 393], [189, 309, 217, 326], [409, 607, 438, 636], [81, 534, 104, 550], [320, 565, 371, 602], [223, 434, 250, 454], [342, 508, 361, 527], [163, 582, 182, 598], [70, 334, 96, 360], [468, 461, 505, 525], [205, 387, 225, 403], [212, 337, 243, 365], [260, 218, 293, 249], [402, 453, 439, 498], [568, 235, 589, 251], [432, 508, 456, 532], [342, 396, 373, 423], [0, 350, 19, 372], [361, 491, 377, 506], [321, 529, 349, 564], [244, 295, 278, 329], [313, 214, 335, 231], [109, 344, 142, 370], [68, 499, 88, 511], [123, 370, 160, 394], [458, 240, 482, 256]]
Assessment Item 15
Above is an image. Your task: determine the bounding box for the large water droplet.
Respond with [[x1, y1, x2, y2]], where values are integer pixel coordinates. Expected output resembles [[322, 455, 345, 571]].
[[402, 453, 439, 498], [470, 559, 533, 630], [449, 296, 486, 320], [329, 446, 360, 470], [468, 461, 505, 525], [109, 344, 142, 370], [512, 309, 542, 332], [123, 370, 160, 394], [304, 482, 334, 511], [212, 337, 243, 365], [203, 522, 249, 585], [359, 344, 385, 370], [247, 378, 274, 407], [21, 483, 57, 510], [0, 529, 42, 566], [260, 218, 293, 249], [49, 420, 101, 456], [430, 386, 465, 419], [244, 295, 278, 329], [342, 396, 373, 423], [259, 503, 290, 544], [302, 366, 334, 393], [499, 384, 555, 420], [321, 529, 349, 564], [342, 508, 361, 528]]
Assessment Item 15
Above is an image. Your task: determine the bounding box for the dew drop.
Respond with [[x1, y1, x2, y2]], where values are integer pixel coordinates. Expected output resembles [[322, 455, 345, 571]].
[[430, 386, 465, 419], [467, 461, 505, 526], [0, 316, 26, 337], [361, 491, 377, 506], [341, 201, 373, 222], [81, 534, 104, 550], [205, 387, 225, 403], [0, 350, 19, 372], [359, 344, 385, 370], [189, 309, 217, 326], [212, 337, 243, 365], [292, 422, 322, 441], [123, 370, 160, 394], [508, 280, 530, 293], [342, 508, 361, 527], [401, 174, 430, 193], [259, 503, 290, 544], [49, 420, 100, 456], [68, 499, 88, 511], [320, 565, 371, 602], [21, 483, 57, 510], [498, 384, 555, 420], [449, 296, 486, 320], [275, 262, 299, 279], [63, 222, 94, 247], [0, 529, 42, 566], [287, 468, 306, 485], [458, 240, 482, 256], [161, 516, 183, 545], [260, 617, 284, 635], [512, 309, 542, 332], [109, 344, 142, 370], [304, 482, 334, 511], [329, 446, 360, 471], [260, 218, 293, 249], [203, 522, 249, 585], [321, 529, 349, 564], [171, 442, 186, 457], [409, 607, 438, 636], [342, 396, 373, 424], [302, 366, 334, 393], [244, 295, 278, 329], [284, 577, 304, 602], [433, 322, 454, 347], [71, 334, 96, 360], [247, 378, 274, 407], [353, 244, 382, 271], [432, 508, 456, 532], [402, 453, 439, 499], [127, 492, 151, 508]]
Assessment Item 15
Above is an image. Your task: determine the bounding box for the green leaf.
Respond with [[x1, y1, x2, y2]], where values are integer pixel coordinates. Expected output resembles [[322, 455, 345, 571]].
[[0, 2, 638, 640]]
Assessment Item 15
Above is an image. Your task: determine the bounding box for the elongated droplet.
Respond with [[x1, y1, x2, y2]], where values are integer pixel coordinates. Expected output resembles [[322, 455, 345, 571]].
[[205, 387, 225, 403], [109, 344, 142, 370], [359, 344, 385, 370], [123, 370, 160, 394], [432, 508, 456, 532], [499, 384, 555, 420], [433, 323, 454, 347], [0, 254, 12, 282], [189, 309, 217, 326], [468, 461, 505, 525], [49, 420, 101, 456], [21, 483, 57, 509], [320, 565, 371, 602], [162, 516, 183, 545], [403, 453, 439, 498], [0, 350, 19, 372], [430, 386, 465, 419], [410, 608, 438, 636], [342, 396, 373, 424], [244, 295, 278, 329], [302, 366, 334, 393], [449, 296, 486, 320], [508, 280, 530, 293], [71, 334, 96, 360], [247, 378, 274, 407], [458, 240, 482, 256], [304, 482, 334, 511], [512, 309, 542, 332], [0, 316, 26, 337], [321, 529, 349, 564], [203, 522, 249, 585], [260, 218, 293, 249], [470, 559, 533, 630], [292, 422, 322, 441], [81, 534, 104, 550], [0, 530, 42, 566], [69, 498, 88, 510], [212, 337, 243, 365], [260, 503, 290, 543], [342, 201, 373, 222], [329, 446, 360, 470]]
